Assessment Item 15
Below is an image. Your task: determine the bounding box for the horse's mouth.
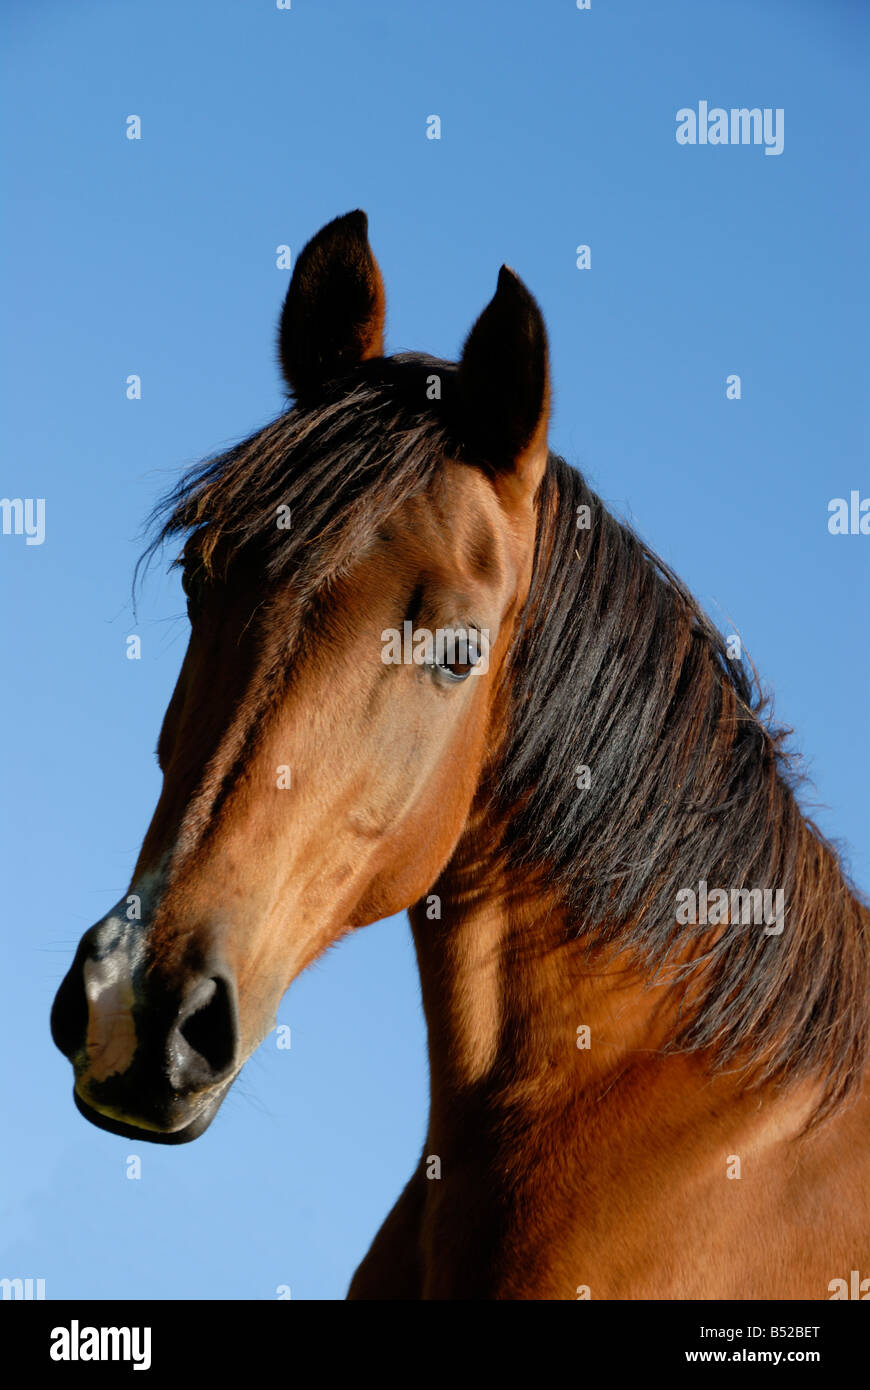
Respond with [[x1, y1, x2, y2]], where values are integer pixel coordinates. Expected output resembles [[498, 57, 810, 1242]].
[[72, 1081, 232, 1145]]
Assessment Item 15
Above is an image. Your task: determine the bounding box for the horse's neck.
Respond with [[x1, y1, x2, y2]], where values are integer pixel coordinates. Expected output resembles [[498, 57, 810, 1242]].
[[410, 866, 699, 1136], [408, 732, 869, 1155], [402, 859, 870, 1297], [408, 856, 824, 1155]]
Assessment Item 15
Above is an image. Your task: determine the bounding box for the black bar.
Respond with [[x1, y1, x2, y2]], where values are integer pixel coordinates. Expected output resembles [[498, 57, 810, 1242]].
[[3, 1298, 866, 1374]]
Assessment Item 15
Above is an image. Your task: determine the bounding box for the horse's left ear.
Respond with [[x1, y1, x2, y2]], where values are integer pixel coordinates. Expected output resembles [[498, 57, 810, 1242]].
[[454, 265, 550, 503], [278, 209, 386, 402]]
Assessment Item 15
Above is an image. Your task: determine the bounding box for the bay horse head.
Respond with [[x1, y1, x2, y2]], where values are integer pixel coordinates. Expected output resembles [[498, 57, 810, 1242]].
[[52, 211, 870, 1298], [51, 210, 552, 1143]]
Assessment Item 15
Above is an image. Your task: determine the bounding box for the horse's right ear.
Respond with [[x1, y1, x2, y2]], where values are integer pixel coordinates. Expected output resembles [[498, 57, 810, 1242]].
[[453, 265, 550, 505], [278, 210, 386, 403]]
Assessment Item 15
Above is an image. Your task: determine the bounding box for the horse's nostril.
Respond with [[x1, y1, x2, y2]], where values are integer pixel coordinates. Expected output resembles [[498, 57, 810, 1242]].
[[175, 975, 237, 1082], [50, 965, 89, 1059]]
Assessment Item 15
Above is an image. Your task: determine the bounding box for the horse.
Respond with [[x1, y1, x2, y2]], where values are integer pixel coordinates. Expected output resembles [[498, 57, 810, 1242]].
[[52, 210, 870, 1300]]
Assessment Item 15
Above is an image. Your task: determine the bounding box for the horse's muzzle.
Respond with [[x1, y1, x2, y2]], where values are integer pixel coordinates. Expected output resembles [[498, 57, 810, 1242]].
[[51, 916, 239, 1142]]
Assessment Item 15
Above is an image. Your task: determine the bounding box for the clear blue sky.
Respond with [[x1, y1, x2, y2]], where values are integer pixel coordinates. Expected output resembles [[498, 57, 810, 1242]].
[[1, 0, 867, 1300]]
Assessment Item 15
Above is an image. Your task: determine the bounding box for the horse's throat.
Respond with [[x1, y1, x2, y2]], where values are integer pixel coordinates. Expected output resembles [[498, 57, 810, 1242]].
[[409, 880, 676, 1135]]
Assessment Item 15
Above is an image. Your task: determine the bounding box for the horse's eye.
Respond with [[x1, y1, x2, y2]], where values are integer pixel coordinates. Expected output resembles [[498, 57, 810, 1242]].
[[181, 567, 203, 613], [430, 630, 485, 685]]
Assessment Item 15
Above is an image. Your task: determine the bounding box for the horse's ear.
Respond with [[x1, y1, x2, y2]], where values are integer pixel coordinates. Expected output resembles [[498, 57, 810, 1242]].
[[278, 210, 386, 402], [454, 266, 550, 500]]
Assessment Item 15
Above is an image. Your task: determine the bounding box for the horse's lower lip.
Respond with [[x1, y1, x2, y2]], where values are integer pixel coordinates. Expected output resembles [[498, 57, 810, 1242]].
[[72, 1083, 230, 1145]]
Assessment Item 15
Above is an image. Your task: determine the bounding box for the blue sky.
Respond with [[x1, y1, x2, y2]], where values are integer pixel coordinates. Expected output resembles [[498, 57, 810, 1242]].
[[1, 0, 867, 1300]]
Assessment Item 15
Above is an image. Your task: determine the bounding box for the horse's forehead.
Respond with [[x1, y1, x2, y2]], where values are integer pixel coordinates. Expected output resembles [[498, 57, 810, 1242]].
[[395, 463, 519, 558]]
